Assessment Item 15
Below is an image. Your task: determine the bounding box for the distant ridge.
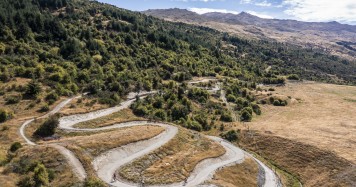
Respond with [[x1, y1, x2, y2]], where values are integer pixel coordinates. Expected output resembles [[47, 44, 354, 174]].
[[143, 8, 356, 60]]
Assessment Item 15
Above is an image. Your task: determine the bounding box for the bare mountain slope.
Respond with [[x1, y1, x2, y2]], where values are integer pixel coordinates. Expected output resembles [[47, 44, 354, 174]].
[[144, 9, 356, 60]]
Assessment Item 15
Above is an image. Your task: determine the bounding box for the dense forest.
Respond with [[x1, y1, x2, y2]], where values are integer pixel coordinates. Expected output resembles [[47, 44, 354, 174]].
[[0, 0, 355, 107]]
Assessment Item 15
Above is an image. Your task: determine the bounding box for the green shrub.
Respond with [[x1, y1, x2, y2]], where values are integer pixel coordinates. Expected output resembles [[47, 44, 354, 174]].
[[220, 111, 233, 122], [226, 94, 236, 102], [186, 119, 202, 132], [252, 103, 261, 115], [84, 177, 106, 187], [39, 104, 50, 112], [45, 92, 59, 101], [33, 115, 59, 137], [221, 130, 239, 142], [240, 107, 253, 122], [17, 175, 35, 187], [33, 163, 49, 187], [0, 109, 13, 123], [24, 80, 42, 97], [132, 105, 149, 117], [10, 142, 22, 152], [5, 94, 22, 104], [18, 163, 49, 187], [273, 99, 288, 106], [287, 74, 300, 80], [273, 100, 280, 106], [153, 109, 167, 121]]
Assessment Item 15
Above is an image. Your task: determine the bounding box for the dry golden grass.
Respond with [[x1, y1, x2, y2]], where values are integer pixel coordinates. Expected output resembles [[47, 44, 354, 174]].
[[73, 109, 143, 129], [208, 158, 258, 187], [0, 167, 17, 187], [247, 81, 356, 163], [1, 146, 80, 186], [239, 131, 356, 187], [59, 97, 108, 116], [58, 125, 165, 157], [59, 125, 164, 178], [119, 128, 226, 184]]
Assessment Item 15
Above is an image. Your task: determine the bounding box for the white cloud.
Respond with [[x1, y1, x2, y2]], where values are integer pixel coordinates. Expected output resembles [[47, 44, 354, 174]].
[[255, 0, 272, 7], [240, 0, 252, 4], [283, 0, 356, 23], [188, 8, 274, 19], [246, 11, 274, 19], [240, 0, 272, 7], [172, 0, 224, 2], [188, 7, 240, 14]]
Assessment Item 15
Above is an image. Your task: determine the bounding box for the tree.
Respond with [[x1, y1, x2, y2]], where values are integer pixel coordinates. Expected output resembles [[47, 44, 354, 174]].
[[60, 37, 82, 58], [221, 130, 239, 142], [171, 103, 189, 121], [33, 163, 49, 187], [33, 115, 59, 137], [0, 109, 13, 123], [153, 109, 167, 121], [240, 107, 253, 122], [252, 103, 261, 115], [16, 22, 30, 39], [220, 111, 233, 122], [10, 142, 22, 152], [25, 80, 42, 97]]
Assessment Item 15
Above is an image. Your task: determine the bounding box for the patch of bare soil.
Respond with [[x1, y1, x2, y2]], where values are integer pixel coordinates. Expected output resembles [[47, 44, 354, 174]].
[[119, 128, 226, 185], [208, 158, 258, 187], [239, 131, 356, 187]]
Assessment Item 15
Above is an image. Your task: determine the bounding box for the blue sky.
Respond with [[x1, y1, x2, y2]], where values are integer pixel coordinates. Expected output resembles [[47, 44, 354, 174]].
[[98, 0, 356, 25]]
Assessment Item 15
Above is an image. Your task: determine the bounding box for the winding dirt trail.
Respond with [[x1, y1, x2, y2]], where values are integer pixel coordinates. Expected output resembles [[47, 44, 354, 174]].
[[18, 96, 87, 181], [19, 86, 280, 186]]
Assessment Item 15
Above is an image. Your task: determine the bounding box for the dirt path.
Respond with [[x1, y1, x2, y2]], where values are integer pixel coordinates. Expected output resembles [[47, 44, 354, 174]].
[[49, 144, 87, 181], [18, 87, 280, 186], [18, 96, 87, 181]]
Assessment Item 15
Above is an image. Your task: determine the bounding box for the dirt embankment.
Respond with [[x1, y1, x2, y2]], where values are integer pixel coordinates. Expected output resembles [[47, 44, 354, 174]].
[[239, 131, 356, 187]]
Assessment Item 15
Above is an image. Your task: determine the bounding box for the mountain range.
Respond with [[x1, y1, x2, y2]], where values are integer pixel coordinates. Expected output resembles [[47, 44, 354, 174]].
[[143, 8, 356, 60]]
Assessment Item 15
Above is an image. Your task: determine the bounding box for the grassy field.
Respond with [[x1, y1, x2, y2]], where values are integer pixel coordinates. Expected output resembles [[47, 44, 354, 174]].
[[233, 81, 356, 186], [208, 158, 258, 187], [119, 127, 226, 184], [248, 82, 356, 163]]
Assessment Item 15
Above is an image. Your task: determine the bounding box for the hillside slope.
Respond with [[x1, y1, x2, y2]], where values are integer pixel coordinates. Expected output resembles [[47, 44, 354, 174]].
[[144, 8, 356, 61]]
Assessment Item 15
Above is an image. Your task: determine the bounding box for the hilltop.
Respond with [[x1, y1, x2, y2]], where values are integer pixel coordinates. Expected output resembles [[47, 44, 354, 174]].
[[144, 8, 356, 61]]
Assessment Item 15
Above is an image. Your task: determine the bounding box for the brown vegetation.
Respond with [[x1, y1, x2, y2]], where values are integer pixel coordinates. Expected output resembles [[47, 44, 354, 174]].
[[58, 125, 165, 157], [239, 131, 356, 187], [208, 158, 259, 187], [119, 128, 226, 184], [73, 109, 143, 129], [249, 82, 356, 163]]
